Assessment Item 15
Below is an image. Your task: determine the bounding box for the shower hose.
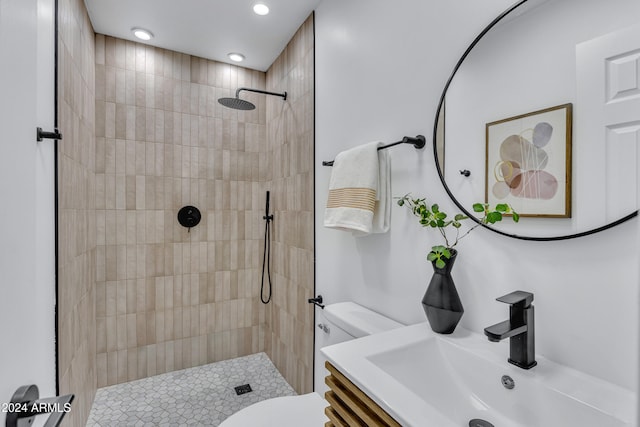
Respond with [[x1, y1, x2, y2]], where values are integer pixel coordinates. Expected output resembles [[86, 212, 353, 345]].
[[261, 191, 273, 304]]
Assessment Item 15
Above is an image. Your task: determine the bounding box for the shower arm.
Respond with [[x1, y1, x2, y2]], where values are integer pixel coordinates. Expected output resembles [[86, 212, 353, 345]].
[[236, 87, 287, 101]]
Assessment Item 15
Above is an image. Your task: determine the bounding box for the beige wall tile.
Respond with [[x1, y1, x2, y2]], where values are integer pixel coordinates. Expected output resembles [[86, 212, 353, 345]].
[[127, 348, 138, 381], [264, 14, 315, 394], [136, 347, 147, 379], [96, 352, 107, 388]]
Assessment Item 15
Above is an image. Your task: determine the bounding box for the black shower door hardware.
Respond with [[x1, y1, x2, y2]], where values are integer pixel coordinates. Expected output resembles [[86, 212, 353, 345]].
[[308, 295, 325, 309], [5, 384, 74, 427], [36, 127, 62, 141], [322, 135, 425, 166]]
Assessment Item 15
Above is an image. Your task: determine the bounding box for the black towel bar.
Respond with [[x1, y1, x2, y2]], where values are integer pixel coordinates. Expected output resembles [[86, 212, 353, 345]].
[[322, 135, 425, 166]]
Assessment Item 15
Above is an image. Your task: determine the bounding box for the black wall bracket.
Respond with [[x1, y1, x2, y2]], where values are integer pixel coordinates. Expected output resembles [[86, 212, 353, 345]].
[[5, 384, 74, 427], [37, 127, 63, 142]]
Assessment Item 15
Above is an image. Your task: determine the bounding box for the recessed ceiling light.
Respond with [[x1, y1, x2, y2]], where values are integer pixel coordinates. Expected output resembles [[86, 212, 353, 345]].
[[132, 28, 153, 41], [253, 3, 269, 15], [228, 53, 245, 62]]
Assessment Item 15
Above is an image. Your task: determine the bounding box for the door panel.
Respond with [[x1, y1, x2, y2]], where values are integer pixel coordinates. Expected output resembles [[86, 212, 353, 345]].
[[576, 23, 640, 229], [0, 0, 56, 422]]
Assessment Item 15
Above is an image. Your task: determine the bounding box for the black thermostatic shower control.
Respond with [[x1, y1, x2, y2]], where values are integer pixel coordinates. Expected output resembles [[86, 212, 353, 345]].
[[177, 206, 201, 229]]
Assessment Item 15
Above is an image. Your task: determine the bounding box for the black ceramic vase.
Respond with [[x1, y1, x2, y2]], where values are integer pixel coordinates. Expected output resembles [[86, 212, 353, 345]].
[[422, 249, 464, 334]]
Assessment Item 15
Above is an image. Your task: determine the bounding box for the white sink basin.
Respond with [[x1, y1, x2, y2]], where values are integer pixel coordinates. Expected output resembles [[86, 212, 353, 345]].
[[321, 323, 636, 427]]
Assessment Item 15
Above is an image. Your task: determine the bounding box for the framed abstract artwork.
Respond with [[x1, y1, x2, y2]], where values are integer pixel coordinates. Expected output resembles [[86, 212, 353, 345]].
[[485, 103, 572, 218]]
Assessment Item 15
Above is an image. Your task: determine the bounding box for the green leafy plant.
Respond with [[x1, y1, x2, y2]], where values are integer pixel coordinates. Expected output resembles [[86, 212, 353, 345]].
[[397, 194, 520, 268]]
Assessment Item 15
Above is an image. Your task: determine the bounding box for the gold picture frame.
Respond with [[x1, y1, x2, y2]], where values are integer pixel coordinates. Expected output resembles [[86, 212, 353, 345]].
[[485, 103, 572, 218]]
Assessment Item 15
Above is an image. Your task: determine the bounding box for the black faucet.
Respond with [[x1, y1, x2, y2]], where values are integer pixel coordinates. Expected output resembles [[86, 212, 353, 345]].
[[484, 291, 537, 369]]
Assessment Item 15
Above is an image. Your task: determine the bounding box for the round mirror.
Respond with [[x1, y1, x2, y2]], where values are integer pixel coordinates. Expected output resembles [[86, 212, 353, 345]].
[[434, 0, 639, 240]]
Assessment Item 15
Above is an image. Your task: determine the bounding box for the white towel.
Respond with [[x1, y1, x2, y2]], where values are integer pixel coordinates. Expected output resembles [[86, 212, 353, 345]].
[[324, 142, 391, 235]]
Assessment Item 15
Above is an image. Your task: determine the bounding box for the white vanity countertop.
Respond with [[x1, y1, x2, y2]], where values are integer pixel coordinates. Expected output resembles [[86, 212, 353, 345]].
[[321, 322, 636, 427]]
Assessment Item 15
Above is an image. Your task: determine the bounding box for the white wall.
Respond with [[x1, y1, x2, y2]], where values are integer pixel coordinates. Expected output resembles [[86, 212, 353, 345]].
[[314, 0, 638, 393], [0, 0, 56, 422]]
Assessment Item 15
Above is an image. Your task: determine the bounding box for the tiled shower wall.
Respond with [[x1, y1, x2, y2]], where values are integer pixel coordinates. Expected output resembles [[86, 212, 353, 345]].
[[57, 0, 97, 424], [265, 15, 315, 394], [93, 36, 270, 386]]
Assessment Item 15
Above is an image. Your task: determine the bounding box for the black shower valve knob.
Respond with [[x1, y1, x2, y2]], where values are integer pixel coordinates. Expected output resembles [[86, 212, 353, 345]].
[[177, 205, 201, 228]]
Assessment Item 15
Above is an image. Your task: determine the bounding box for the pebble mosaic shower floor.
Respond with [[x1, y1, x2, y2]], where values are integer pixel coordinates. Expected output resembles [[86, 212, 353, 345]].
[[86, 353, 296, 426]]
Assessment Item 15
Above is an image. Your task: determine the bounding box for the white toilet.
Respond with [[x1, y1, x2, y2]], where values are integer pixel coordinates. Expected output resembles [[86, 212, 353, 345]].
[[219, 302, 403, 427]]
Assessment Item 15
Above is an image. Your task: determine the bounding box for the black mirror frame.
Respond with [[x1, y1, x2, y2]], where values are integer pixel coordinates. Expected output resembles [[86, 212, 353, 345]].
[[432, 0, 638, 241]]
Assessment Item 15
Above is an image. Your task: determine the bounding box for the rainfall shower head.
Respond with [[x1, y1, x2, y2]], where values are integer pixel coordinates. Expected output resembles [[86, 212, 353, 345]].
[[218, 87, 287, 111], [218, 97, 256, 110]]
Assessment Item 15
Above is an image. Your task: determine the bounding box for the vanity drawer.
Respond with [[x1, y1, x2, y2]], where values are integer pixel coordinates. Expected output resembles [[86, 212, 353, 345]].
[[324, 361, 401, 427]]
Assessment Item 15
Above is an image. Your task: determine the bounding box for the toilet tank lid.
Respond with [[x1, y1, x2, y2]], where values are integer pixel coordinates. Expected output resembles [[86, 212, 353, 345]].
[[323, 302, 404, 338]]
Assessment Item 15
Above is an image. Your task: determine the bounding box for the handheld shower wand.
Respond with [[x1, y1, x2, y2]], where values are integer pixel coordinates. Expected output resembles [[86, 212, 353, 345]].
[[261, 191, 274, 304]]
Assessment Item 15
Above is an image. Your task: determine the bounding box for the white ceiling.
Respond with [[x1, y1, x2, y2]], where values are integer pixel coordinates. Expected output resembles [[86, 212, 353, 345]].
[[84, 0, 322, 72]]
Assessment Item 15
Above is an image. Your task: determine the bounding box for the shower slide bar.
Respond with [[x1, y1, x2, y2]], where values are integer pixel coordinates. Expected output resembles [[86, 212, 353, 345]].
[[321, 135, 425, 166]]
